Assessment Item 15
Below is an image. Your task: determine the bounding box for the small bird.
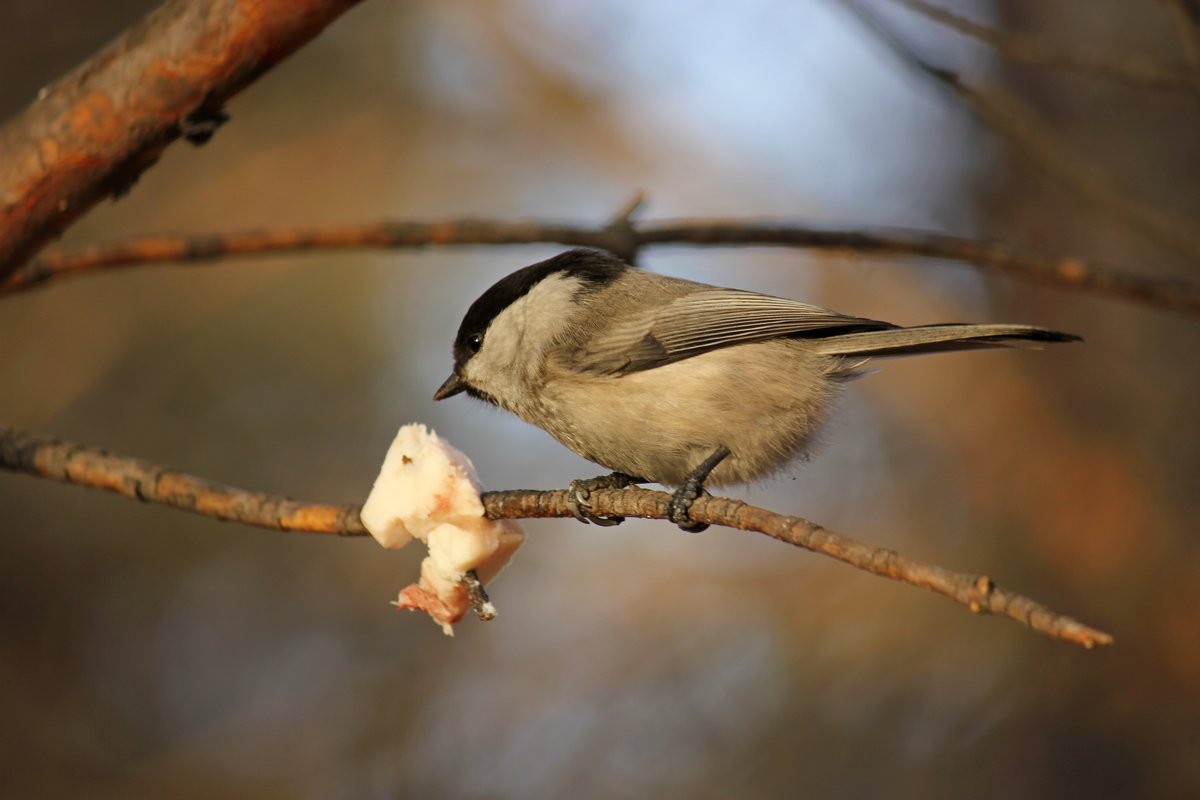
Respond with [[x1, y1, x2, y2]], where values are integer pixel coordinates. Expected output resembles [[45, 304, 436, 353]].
[[434, 248, 1079, 530]]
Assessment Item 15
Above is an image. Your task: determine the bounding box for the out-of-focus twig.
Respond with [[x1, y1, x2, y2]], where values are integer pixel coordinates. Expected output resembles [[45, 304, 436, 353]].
[[891, 0, 1191, 91], [840, 0, 1200, 262], [0, 425, 1115, 649], [604, 189, 648, 263], [0, 0, 365, 279], [7, 214, 1199, 314], [1162, 0, 1200, 100]]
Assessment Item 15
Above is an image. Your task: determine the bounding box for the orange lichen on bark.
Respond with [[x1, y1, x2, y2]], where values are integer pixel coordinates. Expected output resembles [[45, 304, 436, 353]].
[[0, 0, 366, 276]]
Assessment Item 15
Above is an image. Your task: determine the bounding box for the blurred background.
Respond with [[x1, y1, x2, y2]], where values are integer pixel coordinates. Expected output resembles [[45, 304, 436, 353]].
[[2, 0, 1198, 797]]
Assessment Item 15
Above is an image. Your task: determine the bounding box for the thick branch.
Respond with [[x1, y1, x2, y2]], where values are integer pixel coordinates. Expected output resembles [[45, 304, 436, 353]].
[[842, 0, 1200, 262], [0, 426, 1113, 649], [6, 216, 1198, 315], [0, 0, 365, 278], [891, 0, 1191, 91]]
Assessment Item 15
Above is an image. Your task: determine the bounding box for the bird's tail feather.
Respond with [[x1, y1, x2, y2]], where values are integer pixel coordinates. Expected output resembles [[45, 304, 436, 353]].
[[813, 324, 1081, 359]]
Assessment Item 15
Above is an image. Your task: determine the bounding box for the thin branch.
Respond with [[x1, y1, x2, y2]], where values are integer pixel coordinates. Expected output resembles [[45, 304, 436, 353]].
[[640, 222, 1200, 313], [1163, 0, 1200, 100], [0, 0, 365, 279], [840, 0, 1200, 263], [461, 570, 497, 621], [890, 0, 1191, 91], [0, 427, 367, 535], [6, 215, 1199, 315], [0, 426, 1114, 649]]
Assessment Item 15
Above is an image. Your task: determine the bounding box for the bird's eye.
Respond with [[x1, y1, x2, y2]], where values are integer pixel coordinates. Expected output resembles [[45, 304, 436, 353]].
[[466, 333, 484, 353]]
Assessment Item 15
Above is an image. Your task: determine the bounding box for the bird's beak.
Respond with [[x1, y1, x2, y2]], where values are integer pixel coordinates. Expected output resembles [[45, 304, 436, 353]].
[[433, 372, 467, 401]]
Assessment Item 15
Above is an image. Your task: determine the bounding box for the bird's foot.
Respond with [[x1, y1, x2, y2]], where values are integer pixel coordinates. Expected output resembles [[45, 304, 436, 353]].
[[567, 472, 641, 526], [667, 445, 731, 533]]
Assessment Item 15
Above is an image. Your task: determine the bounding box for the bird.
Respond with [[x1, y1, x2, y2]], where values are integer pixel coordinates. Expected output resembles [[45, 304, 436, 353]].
[[433, 248, 1080, 531]]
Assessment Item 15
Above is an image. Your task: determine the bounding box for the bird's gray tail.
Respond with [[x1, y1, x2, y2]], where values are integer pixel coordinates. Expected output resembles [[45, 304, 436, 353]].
[[812, 324, 1081, 359]]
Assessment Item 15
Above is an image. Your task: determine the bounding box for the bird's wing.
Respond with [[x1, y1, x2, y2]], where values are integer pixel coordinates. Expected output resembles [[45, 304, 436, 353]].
[[576, 288, 894, 375]]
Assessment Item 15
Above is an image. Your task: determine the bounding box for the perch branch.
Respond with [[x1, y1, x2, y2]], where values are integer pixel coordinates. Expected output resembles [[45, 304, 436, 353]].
[[0, 0, 365, 279], [7, 214, 1199, 315], [841, 0, 1200, 262], [890, 0, 1191, 91], [0, 426, 1113, 649], [0, 427, 366, 535]]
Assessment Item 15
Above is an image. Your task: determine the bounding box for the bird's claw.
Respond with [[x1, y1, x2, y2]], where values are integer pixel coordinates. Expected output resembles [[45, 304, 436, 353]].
[[566, 472, 638, 526], [667, 487, 710, 533], [568, 482, 625, 526]]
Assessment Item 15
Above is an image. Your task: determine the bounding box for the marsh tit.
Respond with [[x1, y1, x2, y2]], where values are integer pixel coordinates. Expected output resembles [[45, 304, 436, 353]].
[[434, 248, 1079, 530]]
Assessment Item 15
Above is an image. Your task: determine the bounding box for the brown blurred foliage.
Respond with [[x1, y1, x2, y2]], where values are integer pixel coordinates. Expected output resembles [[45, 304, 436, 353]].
[[1, 1, 1198, 797]]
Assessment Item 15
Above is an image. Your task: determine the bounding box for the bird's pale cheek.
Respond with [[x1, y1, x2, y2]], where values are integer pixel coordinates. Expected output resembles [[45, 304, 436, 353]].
[[458, 362, 493, 399], [460, 360, 481, 389]]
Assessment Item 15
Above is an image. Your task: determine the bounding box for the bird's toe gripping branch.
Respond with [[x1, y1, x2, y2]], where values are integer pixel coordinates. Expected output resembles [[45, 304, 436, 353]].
[[667, 445, 731, 533], [567, 471, 642, 526]]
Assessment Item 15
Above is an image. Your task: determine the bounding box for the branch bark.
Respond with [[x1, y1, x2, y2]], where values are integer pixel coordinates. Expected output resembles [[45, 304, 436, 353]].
[[6, 215, 1198, 314], [0, 0, 365, 279], [0, 425, 1114, 650]]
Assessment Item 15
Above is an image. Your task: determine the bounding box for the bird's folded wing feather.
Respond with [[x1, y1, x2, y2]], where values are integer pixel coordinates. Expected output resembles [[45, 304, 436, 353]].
[[576, 288, 894, 375]]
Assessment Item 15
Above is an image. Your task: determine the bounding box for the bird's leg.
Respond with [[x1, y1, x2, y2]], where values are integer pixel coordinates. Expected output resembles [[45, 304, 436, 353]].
[[567, 471, 643, 526], [667, 445, 731, 533]]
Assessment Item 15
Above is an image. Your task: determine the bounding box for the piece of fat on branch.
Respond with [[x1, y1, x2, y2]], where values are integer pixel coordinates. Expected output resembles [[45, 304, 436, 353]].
[[361, 423, 523, 635]]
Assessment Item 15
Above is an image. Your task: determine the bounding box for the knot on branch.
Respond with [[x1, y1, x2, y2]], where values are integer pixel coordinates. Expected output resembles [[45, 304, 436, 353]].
[[967, 574, 996, 614], [603, 191, 646, 264], [180, 107, 231, 146]]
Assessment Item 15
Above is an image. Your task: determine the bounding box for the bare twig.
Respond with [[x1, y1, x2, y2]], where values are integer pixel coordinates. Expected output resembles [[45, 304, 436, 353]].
[[891, 0, 1191, 91], [840, 0, 1200, 262], [604, 190, 647, 263], [461, 570, 498, 621], [7, 215, 1199, 314], [0, 427, 367, 535], [639, 222, 1200, 313], [609, 190, 648, 226], [1162, 0, 1200, 100], [0, 426, 1114, 649], [0, 0, 365, 278]]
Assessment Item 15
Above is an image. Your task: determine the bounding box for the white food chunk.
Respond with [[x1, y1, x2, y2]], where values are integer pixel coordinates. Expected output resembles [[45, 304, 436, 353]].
[[361, 424, 524, 635]]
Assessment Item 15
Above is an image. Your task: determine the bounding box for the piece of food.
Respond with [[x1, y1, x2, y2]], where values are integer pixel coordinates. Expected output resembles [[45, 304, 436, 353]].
[[361, 424, 523, 635]]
